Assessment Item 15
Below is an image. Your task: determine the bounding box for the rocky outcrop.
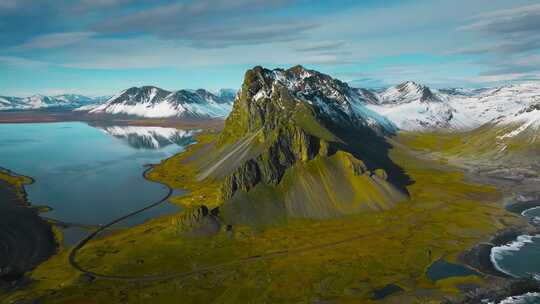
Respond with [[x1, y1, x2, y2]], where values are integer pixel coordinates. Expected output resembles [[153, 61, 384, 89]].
[[445, 278, 540, 304], [171, 205, 221, 236], [220, 124, 323, 201]]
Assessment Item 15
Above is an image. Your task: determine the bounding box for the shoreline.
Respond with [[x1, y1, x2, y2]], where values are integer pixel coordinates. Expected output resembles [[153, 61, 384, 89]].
[[454, 200, 540, 303], [67, 165, 176, 279], [0, 168, 58, 290], [506, 200, 540, 215], [0, 110, 225, 130], [0, 167, 35, 206], [459, 198, 540, 279], [459, 227, 533, 279]]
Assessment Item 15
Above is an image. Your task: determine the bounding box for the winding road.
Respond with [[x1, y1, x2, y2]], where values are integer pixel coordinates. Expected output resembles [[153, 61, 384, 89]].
[[68, 167, 173, 280], [67, 164, 432, 282], [67, 164, 457, 283]]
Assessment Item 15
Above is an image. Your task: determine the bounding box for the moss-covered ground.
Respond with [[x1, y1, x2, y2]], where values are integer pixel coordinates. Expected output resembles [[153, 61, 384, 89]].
[[2, 132, 524, 304], [0, 169, 33, 198], [395, 124, 540, 168]]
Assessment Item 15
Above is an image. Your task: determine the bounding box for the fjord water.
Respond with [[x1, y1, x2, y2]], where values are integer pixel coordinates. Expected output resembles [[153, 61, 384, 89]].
[[0, 122, 194, 243]]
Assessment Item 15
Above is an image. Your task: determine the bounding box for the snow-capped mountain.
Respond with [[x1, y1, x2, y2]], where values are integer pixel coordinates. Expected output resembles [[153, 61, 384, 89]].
[[242, 65, 395, 132], [361, 82, 540, 136], [364, 82, 468, 131], [89, 86, 235, 118], [97, 125, 197, 149], [452, 83, 540, 139], [0, 94, 108, 111], [378, 81, 444, 104]]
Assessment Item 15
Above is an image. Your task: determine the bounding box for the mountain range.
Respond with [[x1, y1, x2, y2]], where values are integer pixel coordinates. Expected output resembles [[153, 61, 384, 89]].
[[84, 78, 540, 139], [0, 94, 109, 111], [0, 88, 236, 119], [2, 72, 539, 141], [87, 87, 236, 119], [364, 81, 540, 138]]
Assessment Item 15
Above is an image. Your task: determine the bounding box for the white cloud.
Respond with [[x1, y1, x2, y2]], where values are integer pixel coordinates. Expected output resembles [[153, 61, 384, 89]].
[[10, 32, 96, 50], [458, 3, 540, 34], [0, 55, 50, 68], [473, 72, 540, 83]]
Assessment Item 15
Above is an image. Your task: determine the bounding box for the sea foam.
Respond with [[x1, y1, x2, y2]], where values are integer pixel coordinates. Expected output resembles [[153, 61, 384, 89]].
[[494, 292, 540, 304], [490, 235, 539, 277]]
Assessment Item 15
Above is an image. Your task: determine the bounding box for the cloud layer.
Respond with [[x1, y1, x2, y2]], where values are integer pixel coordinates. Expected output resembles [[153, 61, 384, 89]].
[[457, 3, 540, 82], [1, 0, 540, 95]]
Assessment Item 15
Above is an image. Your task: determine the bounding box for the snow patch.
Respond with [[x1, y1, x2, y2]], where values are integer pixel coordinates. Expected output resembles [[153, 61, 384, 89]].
[[365, 82, 540, 133], [489, 292, 540, 304]]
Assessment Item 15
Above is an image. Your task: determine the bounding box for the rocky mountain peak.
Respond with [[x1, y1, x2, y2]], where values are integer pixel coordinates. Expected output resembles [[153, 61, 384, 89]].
[[222, 66, 393, 143], [115, 86, 171, 105], [379, 81, 441, 104], [199, 66, 410, 217]]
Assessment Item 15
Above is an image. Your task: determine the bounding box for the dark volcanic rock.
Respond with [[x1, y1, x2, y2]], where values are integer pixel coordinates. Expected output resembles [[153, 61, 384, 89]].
[[445, 278, 540, 304], [0, 171, 56, 291]]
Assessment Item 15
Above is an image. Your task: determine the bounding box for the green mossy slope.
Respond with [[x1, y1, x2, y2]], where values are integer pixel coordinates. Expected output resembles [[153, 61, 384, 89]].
[[196, 66, 409, 218]]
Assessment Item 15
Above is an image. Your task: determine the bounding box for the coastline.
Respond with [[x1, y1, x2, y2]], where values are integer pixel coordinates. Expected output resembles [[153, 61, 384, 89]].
[[0, 110, 225, 131], [506, 200, 540, 215], [67, 165, 176, 280], [459, 227, 534, 279], [0, 166, 35, 205], [0, 168, 58, 291], [454, 200, 540, 303]]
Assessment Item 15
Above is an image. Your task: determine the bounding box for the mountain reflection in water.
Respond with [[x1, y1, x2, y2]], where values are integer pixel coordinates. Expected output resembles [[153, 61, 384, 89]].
[[97, 126, 197, 149]]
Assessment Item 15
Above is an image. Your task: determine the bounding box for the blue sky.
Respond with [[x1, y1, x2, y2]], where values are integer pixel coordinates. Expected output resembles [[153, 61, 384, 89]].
[[1, 0, 539, 96]]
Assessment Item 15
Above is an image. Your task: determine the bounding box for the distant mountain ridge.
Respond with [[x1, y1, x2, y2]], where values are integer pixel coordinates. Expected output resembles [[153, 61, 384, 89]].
[[88, 86, 236, 118], [359, 81, 540, 138], [3, 71, 538, 135], [0, 94, 109, 111], [377, 81, 444, 104]]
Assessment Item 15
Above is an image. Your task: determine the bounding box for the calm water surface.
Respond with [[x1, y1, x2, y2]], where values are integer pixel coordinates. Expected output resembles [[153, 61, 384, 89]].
[[0, 122, 194, 244]]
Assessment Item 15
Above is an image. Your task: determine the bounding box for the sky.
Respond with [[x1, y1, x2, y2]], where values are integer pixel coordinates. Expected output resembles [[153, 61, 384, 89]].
[[1, 0, 539, 96]]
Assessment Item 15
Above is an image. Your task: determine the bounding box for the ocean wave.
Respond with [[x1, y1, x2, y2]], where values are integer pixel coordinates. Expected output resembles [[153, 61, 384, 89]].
[[490, 235, 540, 277], [531, 217, 540, 226], [522, 206, 540, 217], [491, 292, 540, 304]]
